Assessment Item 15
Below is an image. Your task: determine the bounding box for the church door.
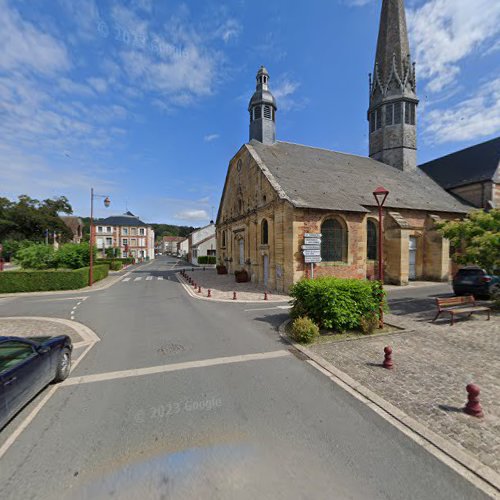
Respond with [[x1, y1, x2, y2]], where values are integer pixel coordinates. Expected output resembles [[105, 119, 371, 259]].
[[409, 237, 417, 280]]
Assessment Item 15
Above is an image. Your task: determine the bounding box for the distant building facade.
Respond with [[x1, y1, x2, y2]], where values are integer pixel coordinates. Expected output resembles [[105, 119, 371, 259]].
[[420, 137, 500, 210], [160, 236, 185, 255], [188, 223, 216, 265], [61, 216, 83, 244], [92, 211, 155, 260]]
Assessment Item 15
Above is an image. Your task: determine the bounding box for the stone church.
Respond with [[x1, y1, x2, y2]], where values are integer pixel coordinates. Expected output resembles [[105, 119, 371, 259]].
[[216, 0, 469, 292]]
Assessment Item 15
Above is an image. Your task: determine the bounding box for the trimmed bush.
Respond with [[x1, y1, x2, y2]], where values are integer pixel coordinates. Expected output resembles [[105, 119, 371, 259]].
[[109, 260, 123, 271], [197, 256, 216, 265], [55, 243, 94, 269], [97, 257, 134, 266], [291, 317, 319, 344], [290, 277, 384, 332], [0, 264, 109, 293], [16, 244, 57, 270]]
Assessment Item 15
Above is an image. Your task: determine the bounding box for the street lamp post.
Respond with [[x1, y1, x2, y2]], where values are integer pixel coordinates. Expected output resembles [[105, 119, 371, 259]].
[[89, 188, 111, 286], [373, 186, 389, 328]]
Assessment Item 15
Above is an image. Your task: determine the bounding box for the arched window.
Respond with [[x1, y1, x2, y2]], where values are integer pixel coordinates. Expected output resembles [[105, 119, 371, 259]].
[[261, 219, 269, 244], [367, 220, 378, 260], [321, 219, 347, 262]]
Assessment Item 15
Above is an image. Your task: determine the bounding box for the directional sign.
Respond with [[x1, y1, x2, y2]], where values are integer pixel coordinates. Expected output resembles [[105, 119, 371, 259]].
[[301, 245, 320, 250], [303, 238, 321, 245], [303, 249, 321, 257], [305, 256, 322, 263], [304, 233, 321, 238]]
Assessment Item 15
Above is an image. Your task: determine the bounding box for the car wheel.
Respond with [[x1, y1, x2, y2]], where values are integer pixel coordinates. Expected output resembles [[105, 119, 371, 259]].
[[53, 347, 71, 382]]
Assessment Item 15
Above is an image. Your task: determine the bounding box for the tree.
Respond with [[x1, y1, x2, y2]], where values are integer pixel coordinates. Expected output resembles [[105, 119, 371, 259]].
[[438, 209, 500, 273], [16, 244, 57, 270]]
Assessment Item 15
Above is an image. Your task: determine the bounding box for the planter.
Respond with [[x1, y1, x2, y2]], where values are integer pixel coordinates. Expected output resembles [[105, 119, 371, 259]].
[[234, 269, 249, 283], [216, 265, 228, 275]]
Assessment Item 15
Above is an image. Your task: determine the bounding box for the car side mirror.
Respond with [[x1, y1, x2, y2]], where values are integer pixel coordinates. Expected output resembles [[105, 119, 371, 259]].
[[37, 346, 50, 354]]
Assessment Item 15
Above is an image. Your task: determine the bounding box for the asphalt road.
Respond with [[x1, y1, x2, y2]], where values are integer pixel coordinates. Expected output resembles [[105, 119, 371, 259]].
[[0, 257, 488, 499]]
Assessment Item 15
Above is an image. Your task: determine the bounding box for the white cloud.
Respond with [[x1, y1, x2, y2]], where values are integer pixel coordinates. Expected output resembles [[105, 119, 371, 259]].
[[204, 133, 220, 142], [215, 18, 242, 43], [342, 0, 373, 6], [423, 78, 500, 143], [175, 209, 209, 221], [273, 77, 305, 111], [87, 77, 108, 93], [0, 0, 70, 75], [408, 0, 500, 92]]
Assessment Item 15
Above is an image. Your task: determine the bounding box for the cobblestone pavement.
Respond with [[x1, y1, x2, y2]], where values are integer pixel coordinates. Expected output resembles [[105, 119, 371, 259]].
[[308, 309, 500, 474], [180, 269, 290, 302], [0, 318, 83, 343]]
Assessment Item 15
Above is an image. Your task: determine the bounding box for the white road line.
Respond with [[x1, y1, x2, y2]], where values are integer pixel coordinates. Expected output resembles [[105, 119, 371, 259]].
[[145, 276, 153, 281], [157, 276, 164, 280], [122, 277, 131, 282], [244, 305, 292, 312], [63, 350, 291, 387], [134, 277, 142, 281], [27, 296, 88, 303]]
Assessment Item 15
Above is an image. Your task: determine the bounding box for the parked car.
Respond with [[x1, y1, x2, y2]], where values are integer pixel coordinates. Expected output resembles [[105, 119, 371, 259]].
[[0, 335, 72, 430], [452, 266, 500, 299]]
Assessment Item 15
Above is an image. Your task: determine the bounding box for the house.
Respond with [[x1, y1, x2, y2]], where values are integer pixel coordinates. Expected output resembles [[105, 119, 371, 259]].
[[188, 223, 216, 265], [60, 216, 83, 244], [178, 238, 189, 259], [216, 0, 469, 292], [92, 211, 155, 260], [159, 236, 185, 255], [420, 137, 500, 210]]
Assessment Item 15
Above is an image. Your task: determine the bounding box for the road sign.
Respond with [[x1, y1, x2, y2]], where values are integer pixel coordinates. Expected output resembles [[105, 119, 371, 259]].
[[303, 249, 321, 257], [304, 233, 321, 238], [305, 256, 322, 263], [301, 245, 320, 250], [303, 238, 321, 245]]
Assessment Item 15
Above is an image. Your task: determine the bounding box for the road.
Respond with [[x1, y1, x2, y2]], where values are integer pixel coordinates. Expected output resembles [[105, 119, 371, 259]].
[[0, 256, 488, 499]]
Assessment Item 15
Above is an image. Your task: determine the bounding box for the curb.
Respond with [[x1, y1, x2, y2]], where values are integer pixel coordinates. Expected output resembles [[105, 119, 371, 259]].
[[176, 272, 290, 304], [278, 319, 500, 498]]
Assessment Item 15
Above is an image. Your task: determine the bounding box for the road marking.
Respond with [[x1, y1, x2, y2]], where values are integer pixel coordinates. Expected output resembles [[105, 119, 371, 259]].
[[134, 277, 142, 281], [27, 296, 88, 303], [63, 350, 291, 387], [146, 276, 153, 281], [122, 277, 131, 282], [244, 305, 292, 312], [157, 276, 164, 280]]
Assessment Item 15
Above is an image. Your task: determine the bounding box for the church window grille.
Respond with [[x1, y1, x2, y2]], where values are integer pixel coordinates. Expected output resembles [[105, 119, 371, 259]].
[[367, 220, 378, 260], [394, 102, 402, 124], [410, 103, 416, 125], [264, 105, 272, 119], [385, 103, 393, 126], [376, 109, 382, 130], [321, 219, 347, 262], [261, 219, 269, 245], [405, 102, 416, 125], [254, 106, 262, 119]]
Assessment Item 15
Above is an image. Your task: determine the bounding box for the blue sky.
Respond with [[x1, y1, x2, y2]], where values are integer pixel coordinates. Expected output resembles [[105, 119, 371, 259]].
[[1, 0, 499, 225]]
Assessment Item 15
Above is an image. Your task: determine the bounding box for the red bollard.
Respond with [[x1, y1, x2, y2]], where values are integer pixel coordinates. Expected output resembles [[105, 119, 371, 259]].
[[207, 289, 211, 298], [464, 384, 484, 418], [383, 346, 393, 369], [233, 291, 237, 300], [193, 282, 197, 288], [264, 292, 268, 301], [198, 286, 201, 293]]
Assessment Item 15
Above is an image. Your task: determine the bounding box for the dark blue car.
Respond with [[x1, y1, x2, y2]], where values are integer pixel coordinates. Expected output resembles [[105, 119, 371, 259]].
[[0, 335, 72, 430], [452, 266, 500, 299]]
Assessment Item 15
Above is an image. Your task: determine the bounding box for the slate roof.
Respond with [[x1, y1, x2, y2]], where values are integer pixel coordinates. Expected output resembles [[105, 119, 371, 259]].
[[247, 140, 469, 214], [95, 212, 148, 226], [419, 137, 500, 190]]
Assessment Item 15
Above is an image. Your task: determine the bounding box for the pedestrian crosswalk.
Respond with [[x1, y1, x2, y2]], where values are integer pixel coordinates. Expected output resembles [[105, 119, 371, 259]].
[[122, 276, 166, 283]]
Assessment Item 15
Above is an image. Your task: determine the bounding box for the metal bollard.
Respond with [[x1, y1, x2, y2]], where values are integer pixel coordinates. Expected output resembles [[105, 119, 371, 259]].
[[383, 346, 393, 369]]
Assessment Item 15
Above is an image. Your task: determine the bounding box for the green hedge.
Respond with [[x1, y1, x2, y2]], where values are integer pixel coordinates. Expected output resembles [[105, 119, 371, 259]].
[[197, 256, 216, 264], [0, 264, 109, 293], [289, 277, 385, 332], [97, 257, 134, 265]]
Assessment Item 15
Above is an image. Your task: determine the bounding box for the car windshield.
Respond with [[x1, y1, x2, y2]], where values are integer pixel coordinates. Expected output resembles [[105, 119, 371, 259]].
[[0, 341, 35, 372]]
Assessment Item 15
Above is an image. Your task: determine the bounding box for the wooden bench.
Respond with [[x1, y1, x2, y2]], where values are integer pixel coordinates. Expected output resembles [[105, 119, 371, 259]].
[[433, 296, 491, 326]]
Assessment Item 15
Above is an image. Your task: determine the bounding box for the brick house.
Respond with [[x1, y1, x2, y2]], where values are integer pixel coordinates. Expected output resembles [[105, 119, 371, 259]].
[[93, 211, 155, 260], [216, 0, 469, 292], [420, 137, 500, 210]]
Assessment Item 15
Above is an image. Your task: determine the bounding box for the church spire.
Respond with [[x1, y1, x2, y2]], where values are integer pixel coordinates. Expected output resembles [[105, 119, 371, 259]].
[[368, 0, 418, 171], [248, 66, 277, 145]]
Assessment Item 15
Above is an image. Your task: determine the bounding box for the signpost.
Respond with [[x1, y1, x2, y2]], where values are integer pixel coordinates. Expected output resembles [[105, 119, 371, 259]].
[[302, 234, 321, 278]]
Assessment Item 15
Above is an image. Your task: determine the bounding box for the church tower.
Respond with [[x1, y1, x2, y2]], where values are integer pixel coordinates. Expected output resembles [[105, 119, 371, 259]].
[[248, 66, 277, 145], [368, 0, 418, 171]]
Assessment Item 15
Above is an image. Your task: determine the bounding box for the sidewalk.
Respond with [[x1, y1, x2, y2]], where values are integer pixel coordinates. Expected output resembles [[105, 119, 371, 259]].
[[179, 269, 290, 302], [303, 308, 500, 478]]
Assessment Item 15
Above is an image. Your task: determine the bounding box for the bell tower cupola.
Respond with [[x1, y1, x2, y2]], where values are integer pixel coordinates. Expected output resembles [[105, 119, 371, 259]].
[[248, 66, 277, 145], [368, 0, 418, 171]]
